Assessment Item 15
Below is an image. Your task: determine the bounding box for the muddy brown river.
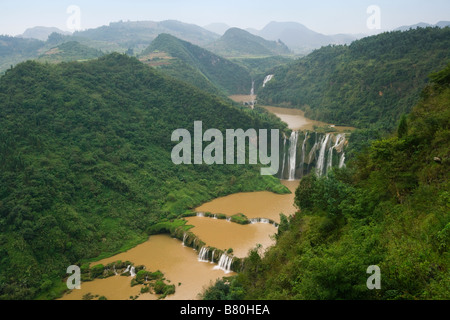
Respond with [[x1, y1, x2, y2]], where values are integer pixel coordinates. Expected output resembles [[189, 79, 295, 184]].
[[61, 104, 307, 300]]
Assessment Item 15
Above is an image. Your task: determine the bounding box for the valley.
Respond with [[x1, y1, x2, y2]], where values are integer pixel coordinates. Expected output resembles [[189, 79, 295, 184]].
[[0, 11, 448, 303]]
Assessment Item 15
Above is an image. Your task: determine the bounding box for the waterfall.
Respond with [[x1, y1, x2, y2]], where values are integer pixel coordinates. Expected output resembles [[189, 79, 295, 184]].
[[197, 212, 205, 217], [130, 266, 136, 277], [123, 265, 131, 274], [113, 265, 118, 276], [211, 250, 216, 264], [182, 233, 188, 246], [214, 254, 234, 273], [250, 80, 255, 96], [226, 217, 231, 222], [316, 134, 331, 177], [339, 153, 346, 168], [299, 132, 308, 179], [198, 247, 209, 262], [280, 137, 287, 179], [327, 134, 346, 175], [288, 131, 299, 181], [279, 132, 347, 179], [263, 75, 274, 87]]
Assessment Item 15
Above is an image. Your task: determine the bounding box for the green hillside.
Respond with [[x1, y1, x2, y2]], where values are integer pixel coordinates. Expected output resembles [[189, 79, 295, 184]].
[[0, 53, 288, 300], [207, 28, 291, 57], [203, 64, 450, 301], [0, 35, 45, 73], [258, 27, 450, 130], [37, 41, 104, 63], [74, 20, 219, 50], [141, 33, 252, 95]]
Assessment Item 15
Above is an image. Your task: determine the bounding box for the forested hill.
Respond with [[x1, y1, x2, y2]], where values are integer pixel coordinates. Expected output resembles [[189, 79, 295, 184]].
[[207, 28, 291, 57], [258, 27, 450, 130], [204, 63, 450, 301], [140, 33, 252, 95], [0, 53, 288, 299], [37, 41, 104, 64]]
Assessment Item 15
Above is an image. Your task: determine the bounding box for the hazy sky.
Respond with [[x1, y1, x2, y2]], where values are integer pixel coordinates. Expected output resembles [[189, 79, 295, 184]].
[[1, 0, 449, 36]]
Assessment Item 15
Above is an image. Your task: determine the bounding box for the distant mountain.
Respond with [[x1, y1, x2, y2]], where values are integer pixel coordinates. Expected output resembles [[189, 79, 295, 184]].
[[203, 23, 230, 36], [258, 27, 450, 130], [436, 21, 450, 28], [250, 21, 358, 54], [74, 20, 219, 50], [206, 28, 291, 57], [395, 21, 450, 31], [0, 35, 45, 73], [140, 33, 252, 95], [19, 26, 71, 41], [37, 41, 104, 63]]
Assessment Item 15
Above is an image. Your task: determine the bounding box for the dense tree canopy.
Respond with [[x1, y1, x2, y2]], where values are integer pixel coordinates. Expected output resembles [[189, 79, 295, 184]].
[[0, 53, 288, 299]]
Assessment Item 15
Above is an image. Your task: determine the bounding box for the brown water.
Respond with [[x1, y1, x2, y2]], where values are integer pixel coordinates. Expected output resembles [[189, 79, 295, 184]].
[[60, 103, 310, 301], [262, 105, 355, 132], [195, 180, 299, 223], [185, 217, 277, 258], [61, 234, 232, 300]]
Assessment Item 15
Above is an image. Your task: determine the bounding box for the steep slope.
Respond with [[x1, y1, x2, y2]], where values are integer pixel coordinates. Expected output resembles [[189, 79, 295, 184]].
[[204, 64, 450, 301], [0, 53, 288, 299], [140, 33, 252, 95], [207, 28, 291, 57], [259, 27, 450, 129]]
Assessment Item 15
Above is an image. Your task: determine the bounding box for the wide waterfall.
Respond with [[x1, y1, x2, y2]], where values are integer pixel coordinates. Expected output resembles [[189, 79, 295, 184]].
[[279, 132, 347, 179], [198, 246, 210, 262], [214, 254, 234, 273]]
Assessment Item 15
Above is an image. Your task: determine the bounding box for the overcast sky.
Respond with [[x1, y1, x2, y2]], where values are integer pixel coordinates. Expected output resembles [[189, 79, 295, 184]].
[[1, 0, 449, 36]]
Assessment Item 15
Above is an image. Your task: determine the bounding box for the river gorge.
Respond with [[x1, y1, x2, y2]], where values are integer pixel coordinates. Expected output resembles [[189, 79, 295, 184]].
[[61, 100, 353, 300]]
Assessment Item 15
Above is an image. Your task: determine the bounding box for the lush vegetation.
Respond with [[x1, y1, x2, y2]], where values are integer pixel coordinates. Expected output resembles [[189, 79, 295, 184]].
[[141, 33, 252, 95], [0, 35, 45, 73], [206, 28, 291, 57], [74, 20, 219, 50], [37, 41, 104, 64], [259, 27, 450, 130], [203, 64, 450, 300], [0, 53, 289, 300]]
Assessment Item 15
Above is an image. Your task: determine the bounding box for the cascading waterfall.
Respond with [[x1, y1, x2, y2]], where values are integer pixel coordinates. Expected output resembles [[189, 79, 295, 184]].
[[263, 74, 274, 87], [182, 233, 188, 246], [288, 131, 299, 181], [278, 132, 348, 180], [214, 254, 234, 273], [211, 250, 216, 264], [197, 212, 204, 217], [198, 246, 209, 262], [339, 153, 346, 169], [280, 137, 287, 179], [326, 134, 345, 175], [316, 133, 331, 177], [299, 132, 308, 179], [130, 266, 136, 277]]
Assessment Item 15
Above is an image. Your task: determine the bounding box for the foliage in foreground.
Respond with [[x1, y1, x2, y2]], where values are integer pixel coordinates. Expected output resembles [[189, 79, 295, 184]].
[[203, 64, 450, 300]]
